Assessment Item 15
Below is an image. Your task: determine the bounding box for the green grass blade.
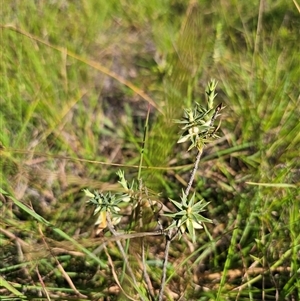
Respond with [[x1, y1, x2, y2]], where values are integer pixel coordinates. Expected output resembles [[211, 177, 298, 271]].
[[0, 275, 27, 299], [0, 188, 107, 269]]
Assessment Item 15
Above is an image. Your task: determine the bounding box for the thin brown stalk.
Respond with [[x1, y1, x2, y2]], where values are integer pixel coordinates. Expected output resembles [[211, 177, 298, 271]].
[[36, 266, 51, 301], [106, 216, 147, 301], [104, 246, 137, 301], [185, 148, 203, 196], [158, 233, 172, 301], [141, 238, 155, 300], [38, 225, 87, 299]]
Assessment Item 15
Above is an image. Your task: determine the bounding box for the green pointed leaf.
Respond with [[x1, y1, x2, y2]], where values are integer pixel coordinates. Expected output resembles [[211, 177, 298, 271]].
[[168, 198, 184, 210]]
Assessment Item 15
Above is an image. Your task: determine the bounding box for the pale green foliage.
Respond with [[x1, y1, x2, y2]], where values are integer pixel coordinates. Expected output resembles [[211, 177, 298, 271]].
[[84, 190, 124, 228], [84, 80, 222, 243], [175, 79, 223, 151], [165, 80, 223, 243], [206, 78, 218, 111], [84, 170, 154, 231], [116, 169, 130, 191], [164, 190, 212, 243], [84, 171, 134, 229]]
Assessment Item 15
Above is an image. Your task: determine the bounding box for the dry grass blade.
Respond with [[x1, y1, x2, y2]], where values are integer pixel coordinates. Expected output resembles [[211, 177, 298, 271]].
[[37, 225, 88, 299], [1, 25, 161, 113]]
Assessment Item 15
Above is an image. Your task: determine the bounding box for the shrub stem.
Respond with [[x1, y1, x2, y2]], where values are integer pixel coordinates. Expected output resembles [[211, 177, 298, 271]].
[[185, 148, 203, 196]]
